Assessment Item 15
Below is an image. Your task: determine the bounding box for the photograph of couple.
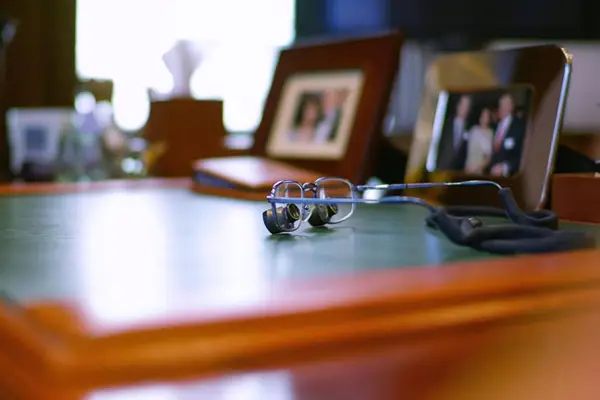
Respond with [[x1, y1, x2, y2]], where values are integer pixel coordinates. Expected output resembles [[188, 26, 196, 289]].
[[434, 88, 532, 177], [285, 88, 349, 144], [266, 70, 363, 160]]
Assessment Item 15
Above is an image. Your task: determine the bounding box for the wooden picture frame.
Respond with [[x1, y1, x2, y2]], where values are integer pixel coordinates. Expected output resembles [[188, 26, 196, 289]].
[[404, 45, 571, 211], [250, 32, 404, 184], [265, 70, 364, 161]]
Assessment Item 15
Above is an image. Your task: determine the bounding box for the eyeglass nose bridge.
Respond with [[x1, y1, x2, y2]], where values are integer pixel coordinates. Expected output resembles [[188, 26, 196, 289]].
[[302, 182, 317, 194], [301, 182, 321, 220]]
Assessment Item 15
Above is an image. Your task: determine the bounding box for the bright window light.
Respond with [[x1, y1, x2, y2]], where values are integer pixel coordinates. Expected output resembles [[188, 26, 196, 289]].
[[76, 0, 295, 132]]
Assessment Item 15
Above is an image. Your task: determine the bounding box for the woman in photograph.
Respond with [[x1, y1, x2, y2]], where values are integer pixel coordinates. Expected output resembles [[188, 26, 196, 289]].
[[465, 108, 494, 174], [287, 94, 324, 143]]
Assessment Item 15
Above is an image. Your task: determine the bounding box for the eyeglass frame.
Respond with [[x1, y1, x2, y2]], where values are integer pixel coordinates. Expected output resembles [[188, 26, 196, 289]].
[[265, 177, 503, 233]]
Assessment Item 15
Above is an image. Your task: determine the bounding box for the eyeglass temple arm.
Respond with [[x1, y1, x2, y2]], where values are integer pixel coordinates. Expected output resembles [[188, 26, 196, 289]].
[[378, 196, 438, 212], [267, 195, 439, 213], [355, 180, 503, 192]]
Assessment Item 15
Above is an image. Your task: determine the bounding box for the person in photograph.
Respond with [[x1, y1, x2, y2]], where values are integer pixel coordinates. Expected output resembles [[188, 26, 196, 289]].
[[491, 108, 500, 125], [286, 93, 324, 143], [314, 89, 348, 143], [489, 92, 526, 176], [436, 94, 472, 171], [464, 108, 493, 174]]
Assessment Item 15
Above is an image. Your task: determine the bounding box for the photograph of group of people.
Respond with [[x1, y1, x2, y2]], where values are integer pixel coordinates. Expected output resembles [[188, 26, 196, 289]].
[[433, 87, 532, 176]]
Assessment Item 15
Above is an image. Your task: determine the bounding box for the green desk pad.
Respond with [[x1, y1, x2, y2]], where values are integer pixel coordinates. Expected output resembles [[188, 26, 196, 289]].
[[0, 187, 598, 303]]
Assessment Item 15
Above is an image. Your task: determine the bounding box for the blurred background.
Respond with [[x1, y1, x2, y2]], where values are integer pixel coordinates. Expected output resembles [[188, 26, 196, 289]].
[[1, 0, 599, 181]]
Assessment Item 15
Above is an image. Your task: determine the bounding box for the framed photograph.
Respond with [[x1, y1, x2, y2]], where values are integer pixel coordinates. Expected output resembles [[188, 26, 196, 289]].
[[426, 85, 534, 177], [265, 70, 364, 160], [251, 32, 404, 184], [405, 45, 571, 210]]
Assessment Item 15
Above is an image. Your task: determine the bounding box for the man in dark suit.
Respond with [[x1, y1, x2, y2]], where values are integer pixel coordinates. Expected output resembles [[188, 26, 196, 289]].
[[436, 94, 471, 171], [489, 93, 526, 176], [314, 89, 347, 143]]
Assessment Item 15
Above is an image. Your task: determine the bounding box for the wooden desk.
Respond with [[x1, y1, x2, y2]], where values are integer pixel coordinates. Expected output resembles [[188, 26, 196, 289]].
[[0, 179, 599, 398]]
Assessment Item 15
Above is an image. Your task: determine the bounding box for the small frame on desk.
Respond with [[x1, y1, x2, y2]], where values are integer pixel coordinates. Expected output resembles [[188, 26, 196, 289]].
[[251, 31, 404, 183], [404, 45, 572, 211]]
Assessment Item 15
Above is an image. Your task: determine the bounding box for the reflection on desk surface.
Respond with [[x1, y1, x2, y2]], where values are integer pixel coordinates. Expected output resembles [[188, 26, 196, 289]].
[[0, 187, 597, 324], [89, 308, 600, 400]]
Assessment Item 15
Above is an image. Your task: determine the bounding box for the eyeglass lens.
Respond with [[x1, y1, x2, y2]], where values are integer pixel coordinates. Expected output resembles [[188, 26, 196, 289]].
[[315, 178, 355, 224], [273, 182, 304, 231]]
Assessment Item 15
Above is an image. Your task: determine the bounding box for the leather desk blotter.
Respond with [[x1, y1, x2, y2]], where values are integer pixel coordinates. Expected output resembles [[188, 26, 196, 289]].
[[552, 173, 600, 224], [191, 156, 322, 200]]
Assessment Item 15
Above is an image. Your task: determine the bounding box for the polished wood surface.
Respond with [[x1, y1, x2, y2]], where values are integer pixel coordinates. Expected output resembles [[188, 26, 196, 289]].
[[193, 156, 322, 190], [144, 99, 247, 177], [552, 173, 600, 224], [560, 134, 600, 160], [83, 311, 600, 400], [5, 270, 600, 399], [9, 250, 600, 389], [0, 179, 597, 398], [191, 156, 324, 200]]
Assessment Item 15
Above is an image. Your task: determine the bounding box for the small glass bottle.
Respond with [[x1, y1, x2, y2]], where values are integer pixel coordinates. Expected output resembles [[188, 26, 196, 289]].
[[55, 116, 87, 182]]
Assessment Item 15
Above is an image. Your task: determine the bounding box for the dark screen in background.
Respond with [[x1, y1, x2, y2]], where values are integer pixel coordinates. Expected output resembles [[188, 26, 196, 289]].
[[326, 0, 387, 33], [24, 126, 48, 152], [410, 0, 582, 38], [297, 0, 593, 41]]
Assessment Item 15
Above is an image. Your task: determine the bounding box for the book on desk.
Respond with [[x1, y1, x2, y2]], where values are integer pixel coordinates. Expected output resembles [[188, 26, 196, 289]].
[[191, 156, 323, 200]]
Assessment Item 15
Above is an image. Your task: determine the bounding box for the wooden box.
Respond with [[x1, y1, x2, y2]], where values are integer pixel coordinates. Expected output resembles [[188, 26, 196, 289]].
[[552, 173, 600, 224]]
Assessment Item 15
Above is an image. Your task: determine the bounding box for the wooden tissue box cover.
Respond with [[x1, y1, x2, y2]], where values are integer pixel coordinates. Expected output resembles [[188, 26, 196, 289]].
[[552, 173, 600, 224]]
